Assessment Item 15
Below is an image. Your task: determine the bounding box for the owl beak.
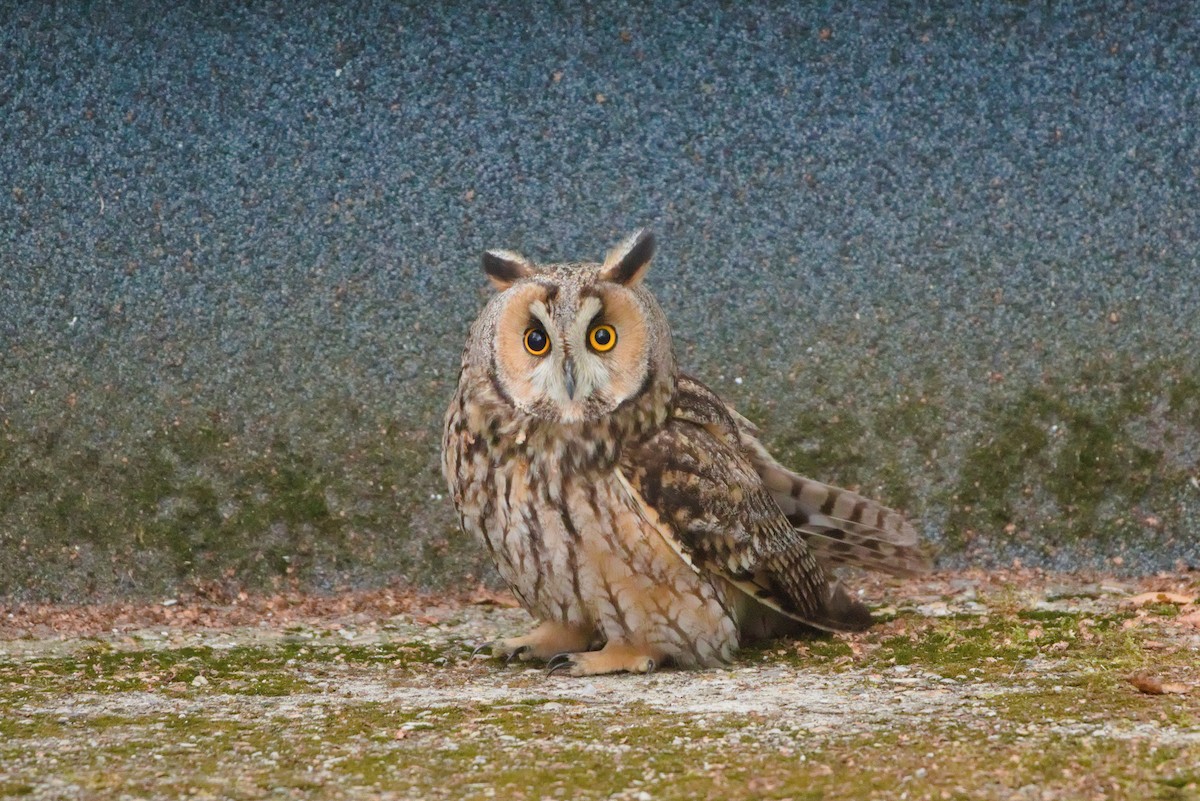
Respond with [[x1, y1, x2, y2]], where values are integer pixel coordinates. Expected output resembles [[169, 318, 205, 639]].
[[563, 357, 577, 401]]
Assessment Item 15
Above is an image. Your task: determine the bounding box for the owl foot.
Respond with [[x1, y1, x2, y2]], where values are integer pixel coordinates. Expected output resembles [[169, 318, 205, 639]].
[[475, 621, 593, 664], [471, 641, 529, 664], [545, 642, 662, 677]]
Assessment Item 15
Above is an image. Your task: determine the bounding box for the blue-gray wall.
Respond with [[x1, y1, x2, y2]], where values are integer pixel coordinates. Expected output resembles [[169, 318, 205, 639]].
[[3, 2, 1197, 600]]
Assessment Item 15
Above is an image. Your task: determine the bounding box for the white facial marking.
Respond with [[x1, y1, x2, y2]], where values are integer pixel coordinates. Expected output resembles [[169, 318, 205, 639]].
[[525, 296, 617, 421], [565, 297, 606, 407]]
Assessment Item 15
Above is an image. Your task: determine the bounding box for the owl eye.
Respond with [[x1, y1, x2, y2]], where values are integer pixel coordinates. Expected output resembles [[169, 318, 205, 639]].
[[588, 324, 617, 353], [524, 327, 551, 356]]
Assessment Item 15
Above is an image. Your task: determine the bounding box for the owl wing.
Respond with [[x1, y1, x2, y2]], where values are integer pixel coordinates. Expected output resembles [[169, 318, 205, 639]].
[[724, 399, 931, 577], [618, 376, 872, 632]]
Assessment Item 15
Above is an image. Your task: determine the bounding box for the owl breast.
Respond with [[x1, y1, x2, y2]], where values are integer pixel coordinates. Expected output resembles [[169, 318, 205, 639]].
[[443, 384, 740, 667]]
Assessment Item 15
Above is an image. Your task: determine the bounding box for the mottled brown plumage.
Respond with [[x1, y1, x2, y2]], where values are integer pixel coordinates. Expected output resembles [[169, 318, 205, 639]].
[[442, 231, 927, 676]]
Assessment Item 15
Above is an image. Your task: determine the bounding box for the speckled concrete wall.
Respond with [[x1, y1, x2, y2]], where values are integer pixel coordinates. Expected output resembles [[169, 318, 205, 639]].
[[3, 2, 1197, 600]]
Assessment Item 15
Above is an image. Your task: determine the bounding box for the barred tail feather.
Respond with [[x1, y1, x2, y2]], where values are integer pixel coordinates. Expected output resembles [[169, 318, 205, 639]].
[[732, 415, 931, 577]]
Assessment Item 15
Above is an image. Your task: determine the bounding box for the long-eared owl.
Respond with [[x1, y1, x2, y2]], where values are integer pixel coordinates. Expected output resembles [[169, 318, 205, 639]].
[[442, 230, 926, 676]]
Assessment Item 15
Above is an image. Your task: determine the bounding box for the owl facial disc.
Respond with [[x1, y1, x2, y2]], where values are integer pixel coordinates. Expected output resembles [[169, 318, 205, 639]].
[[476, 230, 670, 425]]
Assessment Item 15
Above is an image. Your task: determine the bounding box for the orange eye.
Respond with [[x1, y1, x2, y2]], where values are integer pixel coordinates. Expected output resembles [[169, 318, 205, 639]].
[[588, 324, 617, 352], [524, 327, 550, 356]]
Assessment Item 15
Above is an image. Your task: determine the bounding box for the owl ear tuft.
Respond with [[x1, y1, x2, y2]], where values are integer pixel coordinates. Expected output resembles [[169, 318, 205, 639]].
[[599, 229, 655, 286], [482, 249, 535, 291]]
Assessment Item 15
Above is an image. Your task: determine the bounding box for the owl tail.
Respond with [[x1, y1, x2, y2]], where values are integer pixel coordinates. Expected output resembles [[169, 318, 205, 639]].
[[800, 580, 875, 632], [726, 557, 875, 634], [732, 414, 931, 577]]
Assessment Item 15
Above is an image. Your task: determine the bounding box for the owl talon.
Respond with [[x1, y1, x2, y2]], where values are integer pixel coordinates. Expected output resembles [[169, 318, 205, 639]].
[[545, 653, 577, 677], [469, 641, 533, 664]]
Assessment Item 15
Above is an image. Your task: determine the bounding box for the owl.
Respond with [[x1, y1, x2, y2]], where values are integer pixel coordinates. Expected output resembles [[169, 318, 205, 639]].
[[442, 230, 927, 676]]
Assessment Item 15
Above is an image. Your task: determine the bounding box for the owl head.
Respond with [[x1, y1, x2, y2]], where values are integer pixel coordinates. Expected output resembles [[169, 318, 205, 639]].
[[470, 230, 675, 425]]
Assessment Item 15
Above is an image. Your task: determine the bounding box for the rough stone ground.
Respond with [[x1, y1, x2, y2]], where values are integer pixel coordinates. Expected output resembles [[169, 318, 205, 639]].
[[2, 570, 1198, 801]]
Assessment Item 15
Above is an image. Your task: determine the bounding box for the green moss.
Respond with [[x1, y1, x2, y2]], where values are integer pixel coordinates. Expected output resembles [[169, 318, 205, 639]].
[[0, 783, 35, 797], [751, 380, 944, 523], [345, 709, 1198, 801], [0, 713, 69, 741], [873, 392, 946, 460], [744, 607, 1174, 688], [1143, 603, 1182, 618], [1017, 608, 1079, 622], [0, 640, 453, 698], [946, 360, 1178, 552], [1160, 772, 1200, 793], [768, 407, 869, 489], [327, 701, 758, 799], [751, 356, 1199, 566], [1166, 371, 1200, 429], [0, 406, 460, 599], [129, 429, 346, 581], [4, 350, 1200, 601]]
